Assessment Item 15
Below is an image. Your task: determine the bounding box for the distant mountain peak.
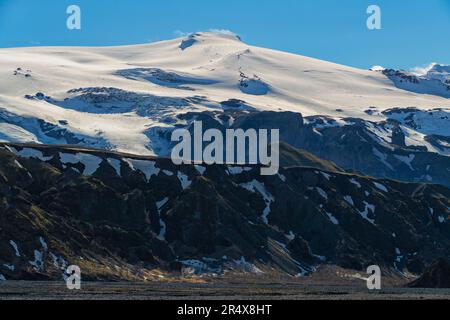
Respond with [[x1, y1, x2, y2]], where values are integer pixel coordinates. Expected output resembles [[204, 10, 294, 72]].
[[179, 31, 242, 50], [371, 63, 450, 98], [370, 65, 386, 72], [426, 63, 450, 83]]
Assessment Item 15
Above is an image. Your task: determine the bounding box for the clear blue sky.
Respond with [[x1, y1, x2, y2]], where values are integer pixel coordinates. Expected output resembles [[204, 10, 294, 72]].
[[0, 0, 449, 70]]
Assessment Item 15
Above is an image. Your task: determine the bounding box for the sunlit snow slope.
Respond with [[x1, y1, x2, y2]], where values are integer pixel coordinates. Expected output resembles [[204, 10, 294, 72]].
[[0, 32, 448, 155]]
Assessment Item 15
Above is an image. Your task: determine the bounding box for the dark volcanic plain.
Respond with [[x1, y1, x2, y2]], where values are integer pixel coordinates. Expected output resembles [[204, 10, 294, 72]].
[[1, 280, 450, 300]]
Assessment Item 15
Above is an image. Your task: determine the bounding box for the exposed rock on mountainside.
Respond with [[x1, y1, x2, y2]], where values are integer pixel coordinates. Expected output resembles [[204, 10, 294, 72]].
[[278, 142, 341, 171], [376, 67, 450, 98], [156, 109, 450, 188], [1, 143, 449, 281]]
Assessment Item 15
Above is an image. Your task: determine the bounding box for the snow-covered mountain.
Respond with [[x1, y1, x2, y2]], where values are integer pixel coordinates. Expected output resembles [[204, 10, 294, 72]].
[[371, 64, 450, 99], [1, 32, 450, 282], [0, 31, 448, 156], [426, 64, 450, 84]]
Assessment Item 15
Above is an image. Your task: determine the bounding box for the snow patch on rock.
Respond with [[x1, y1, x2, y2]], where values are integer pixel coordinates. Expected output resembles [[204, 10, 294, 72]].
[[9, 240, 20, 257], [358, 202, 376, 225], [177, 171, 192, 189], [125, 158, 160, 181], [344, 196, 354, 206], [350, 178, 362, 188], [316, 187, 328, 201], [59, 152, 102, 175], [228, 166, 252, 175], [156, 197, 169, 240], [373, 182, 388, 192], [107, 158, 121, 176], [194, 165, 206, 175], [325, 212, 339, 225], [12, 147, 53, 161], [240, 180, 274, 224]]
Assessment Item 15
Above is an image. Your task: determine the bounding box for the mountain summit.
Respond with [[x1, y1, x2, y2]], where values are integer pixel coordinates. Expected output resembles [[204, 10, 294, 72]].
[[0, 32, 448, 161]]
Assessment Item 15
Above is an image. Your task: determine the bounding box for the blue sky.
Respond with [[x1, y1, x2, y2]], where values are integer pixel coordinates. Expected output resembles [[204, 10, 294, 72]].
[[0, 0, 449, 70]]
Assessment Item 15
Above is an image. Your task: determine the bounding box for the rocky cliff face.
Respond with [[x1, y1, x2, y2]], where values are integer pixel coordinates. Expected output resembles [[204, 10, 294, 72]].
[[408, 259, 450, 288], [154, 109, 450, 188], [1, 143, 449, 281]]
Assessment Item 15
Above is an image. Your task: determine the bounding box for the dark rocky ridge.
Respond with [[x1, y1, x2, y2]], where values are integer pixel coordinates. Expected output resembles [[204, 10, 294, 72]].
[[408, 259, 450, 288], [169, 110, 450, 188], [0, 142, 449, 281]]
